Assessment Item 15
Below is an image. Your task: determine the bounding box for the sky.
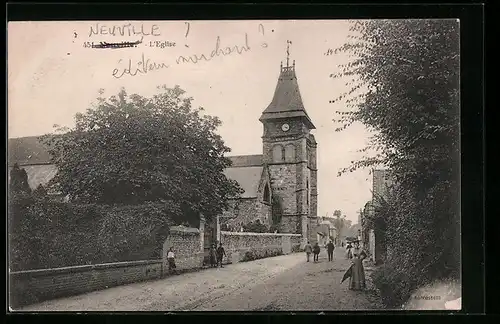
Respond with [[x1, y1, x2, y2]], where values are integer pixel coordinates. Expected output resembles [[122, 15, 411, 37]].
[[8, 20, 375, 224]]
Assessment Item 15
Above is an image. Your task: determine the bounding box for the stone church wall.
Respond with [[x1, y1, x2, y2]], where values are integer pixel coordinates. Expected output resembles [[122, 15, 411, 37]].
[[221, 199, 257, 231], [280, 215, 301, 234], [258, 201, 273, 226], [221, 198, 274, 231], [268, 164, 297, 215]]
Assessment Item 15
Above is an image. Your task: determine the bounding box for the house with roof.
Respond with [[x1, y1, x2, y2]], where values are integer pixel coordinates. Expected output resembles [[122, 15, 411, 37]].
[[8, 136, 58, 194], [364, 169, 396, 265], [8, 54, 319, 246], [306, 216, 337, 246]]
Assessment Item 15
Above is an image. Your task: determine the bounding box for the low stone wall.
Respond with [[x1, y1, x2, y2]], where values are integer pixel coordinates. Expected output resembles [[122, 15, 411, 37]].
[[10, 225, 205, 309], [220, 231, 302, 263], [9, 260, 163, 309], [163, 225, 204, 270], [290, 235, 302, 252]]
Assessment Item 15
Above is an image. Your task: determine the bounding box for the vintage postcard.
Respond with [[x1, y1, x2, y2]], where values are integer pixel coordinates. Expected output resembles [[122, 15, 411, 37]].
[[8, 20, 461, 311]]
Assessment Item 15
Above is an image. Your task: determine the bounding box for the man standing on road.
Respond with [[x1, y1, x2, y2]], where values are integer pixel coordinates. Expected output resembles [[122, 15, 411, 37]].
[[327, 240, 335, 262], [216, 243, 226, 268], [313, 242, 321, 263], [304, 241, 313, 262]]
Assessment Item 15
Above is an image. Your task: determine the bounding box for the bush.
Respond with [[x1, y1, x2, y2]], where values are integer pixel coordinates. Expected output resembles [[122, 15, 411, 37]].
[[242, 220, 269, 233], [371, 263, 417, 308], [8, 197, 174, 271], [269, 224, 281, 233], [241, 247, 283, 262], [291, 244, 302, 253]]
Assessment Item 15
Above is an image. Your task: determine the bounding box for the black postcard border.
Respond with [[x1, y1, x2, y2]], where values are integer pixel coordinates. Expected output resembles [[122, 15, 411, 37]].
[[5, 1, 486, 321]]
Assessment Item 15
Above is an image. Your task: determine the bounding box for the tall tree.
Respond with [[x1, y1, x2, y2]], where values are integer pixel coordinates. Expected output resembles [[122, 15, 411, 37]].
[[40, 85, 243, 225], [332, 20, 460, 307]]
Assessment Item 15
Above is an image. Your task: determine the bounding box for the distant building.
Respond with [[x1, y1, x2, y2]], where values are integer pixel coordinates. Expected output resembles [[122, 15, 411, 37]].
[[370, 169, 395, 264], [372, 169, 394, 204], [307, 216, 337, 246], [361, 201, 376, 261]]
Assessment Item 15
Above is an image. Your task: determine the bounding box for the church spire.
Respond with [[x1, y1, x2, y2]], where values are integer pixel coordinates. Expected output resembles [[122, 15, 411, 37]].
[[259, 41, 315, 130]]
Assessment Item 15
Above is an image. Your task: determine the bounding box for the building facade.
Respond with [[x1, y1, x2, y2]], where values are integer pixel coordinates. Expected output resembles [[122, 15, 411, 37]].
[[221, 58, 318, 246], [370, 169, 395, 264]]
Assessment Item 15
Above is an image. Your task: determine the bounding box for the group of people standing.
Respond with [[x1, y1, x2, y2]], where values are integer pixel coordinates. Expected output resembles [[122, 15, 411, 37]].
[[304, 239, 367, 291], [208, 243, 226, 268], [166, 242, 227, 275], [303, 240, 336, 263]]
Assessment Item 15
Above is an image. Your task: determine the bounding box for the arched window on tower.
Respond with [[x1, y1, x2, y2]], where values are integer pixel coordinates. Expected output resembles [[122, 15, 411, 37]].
[[263, 183, 271, 203], [272, 144, 284, 162], [285, 144, 296, 162]]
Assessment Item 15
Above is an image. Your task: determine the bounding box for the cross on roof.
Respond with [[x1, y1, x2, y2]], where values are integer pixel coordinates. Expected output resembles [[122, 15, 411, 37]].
[[286, 40, 292, 67]]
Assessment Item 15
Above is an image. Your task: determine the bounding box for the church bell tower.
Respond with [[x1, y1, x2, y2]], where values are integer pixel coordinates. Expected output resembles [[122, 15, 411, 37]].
[[259, 41, 318, 245]]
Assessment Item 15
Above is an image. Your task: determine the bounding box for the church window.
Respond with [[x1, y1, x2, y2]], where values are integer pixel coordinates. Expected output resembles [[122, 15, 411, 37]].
[[263, 183, 271, 203], [285, 144, 295, 162], [272, 144, 284, 162]]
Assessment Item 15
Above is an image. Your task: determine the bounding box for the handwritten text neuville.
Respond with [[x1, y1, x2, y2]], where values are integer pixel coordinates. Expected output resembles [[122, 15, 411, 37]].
[[89, 23, 161, 38]]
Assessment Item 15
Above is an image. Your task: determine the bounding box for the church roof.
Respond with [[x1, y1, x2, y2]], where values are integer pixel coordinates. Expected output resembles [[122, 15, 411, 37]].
[[8, 136, 52, 166], [8, 164, 58, 190], [260, 63, 315, 129], [223, 166, 263, 199], [227, 154, 262, 167], [224, 155, 265, 198]]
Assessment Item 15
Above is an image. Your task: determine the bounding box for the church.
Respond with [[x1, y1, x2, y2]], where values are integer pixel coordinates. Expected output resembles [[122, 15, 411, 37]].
[[221, 56, 318, 240], [8, 52, 319, 242]]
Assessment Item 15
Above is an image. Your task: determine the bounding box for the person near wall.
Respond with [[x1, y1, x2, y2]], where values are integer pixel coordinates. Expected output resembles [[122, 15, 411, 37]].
[[326, 240, 335, 262], [349, 241, 367, 290], [313, 242, 321, 262], [304, 241, 313, 262], [216, 243, 226, 268], [167, 247, 177, 274], [209, 244, 217, 268]]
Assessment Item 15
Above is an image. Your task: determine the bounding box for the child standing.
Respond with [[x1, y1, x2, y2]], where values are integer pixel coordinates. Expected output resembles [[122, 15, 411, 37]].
[[167, 247, 177, 274]]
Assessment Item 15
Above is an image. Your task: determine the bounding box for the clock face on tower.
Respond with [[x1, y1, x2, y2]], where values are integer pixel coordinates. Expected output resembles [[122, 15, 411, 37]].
[[281, 123, 290, 132]]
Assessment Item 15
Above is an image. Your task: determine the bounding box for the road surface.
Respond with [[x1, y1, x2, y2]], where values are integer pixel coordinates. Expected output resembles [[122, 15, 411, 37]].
[[19, 247, 383, 311]]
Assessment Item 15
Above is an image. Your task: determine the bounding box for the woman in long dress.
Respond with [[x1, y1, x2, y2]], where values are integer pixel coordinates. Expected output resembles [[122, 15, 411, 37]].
[[349, 241, 367, 290], [209, 244, 217, 268]]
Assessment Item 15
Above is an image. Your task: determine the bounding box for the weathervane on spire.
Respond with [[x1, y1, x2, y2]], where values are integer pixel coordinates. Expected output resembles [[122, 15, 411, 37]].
[[286, 40, 292, 67]]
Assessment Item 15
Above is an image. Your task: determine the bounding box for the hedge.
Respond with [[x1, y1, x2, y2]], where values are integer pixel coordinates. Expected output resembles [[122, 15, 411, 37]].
[[8, 196, 173, 271], [369, 181, 460, 308], [241, 247, 283, 262]]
